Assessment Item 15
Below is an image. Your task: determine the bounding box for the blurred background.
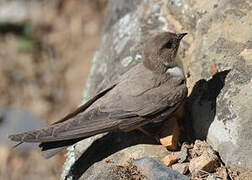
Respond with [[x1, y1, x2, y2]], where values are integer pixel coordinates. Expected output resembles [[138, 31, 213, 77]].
[[0, 0, 108, 179]]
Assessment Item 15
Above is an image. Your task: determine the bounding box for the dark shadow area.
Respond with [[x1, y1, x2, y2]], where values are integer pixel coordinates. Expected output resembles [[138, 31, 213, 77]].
[[182, 70, 231, 141]]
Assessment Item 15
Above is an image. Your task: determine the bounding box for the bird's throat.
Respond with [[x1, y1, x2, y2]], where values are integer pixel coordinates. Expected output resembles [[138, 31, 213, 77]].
[[166, 66, 184, 77]]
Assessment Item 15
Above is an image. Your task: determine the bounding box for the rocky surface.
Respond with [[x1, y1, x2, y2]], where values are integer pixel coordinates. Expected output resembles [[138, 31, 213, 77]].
[[133, 157, 189, 180], [189, 151, 219, 175], [79, 154, 189, 180], [180, 0, 252, 171], [79, 145, 168, 180], [172, 162, 189, 175], [162, 154, 179, 166], [62, 0, 252, 179]]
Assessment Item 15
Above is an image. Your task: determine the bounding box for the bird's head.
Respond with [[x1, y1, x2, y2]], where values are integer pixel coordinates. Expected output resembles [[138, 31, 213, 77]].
[[143, 32, 187, 74]]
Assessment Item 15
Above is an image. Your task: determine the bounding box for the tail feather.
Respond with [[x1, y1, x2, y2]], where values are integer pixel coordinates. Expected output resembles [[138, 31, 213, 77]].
[[8, 108, 120, 143], [39, 137, 87, 158], [39, 137, 86, 151], [8, 126, 55, 143]]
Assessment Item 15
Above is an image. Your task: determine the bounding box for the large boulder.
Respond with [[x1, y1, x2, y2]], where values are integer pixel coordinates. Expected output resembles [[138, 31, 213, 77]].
[[62, 0, 252, 179]]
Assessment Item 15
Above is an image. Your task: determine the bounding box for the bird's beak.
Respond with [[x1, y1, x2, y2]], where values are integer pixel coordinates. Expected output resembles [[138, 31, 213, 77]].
[[178, 33, 187, 40]]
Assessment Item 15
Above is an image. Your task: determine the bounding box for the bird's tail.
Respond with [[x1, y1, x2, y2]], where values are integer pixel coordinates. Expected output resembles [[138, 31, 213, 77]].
[[8, 109, 120, 158], [39, 137, 86, 158]]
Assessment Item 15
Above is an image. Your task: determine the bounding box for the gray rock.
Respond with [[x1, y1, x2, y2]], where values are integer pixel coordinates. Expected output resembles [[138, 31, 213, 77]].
[[174, 143, 189, 163], [62, 0, 252, 178], [172, 163, 189, 175], [179, 0, 252, 170], [133, 157, 189, 180], [78, 154, 189, 180], [0, 107, 43, 152], [79, 145, 168, 180], [207, 174, 223, 180]]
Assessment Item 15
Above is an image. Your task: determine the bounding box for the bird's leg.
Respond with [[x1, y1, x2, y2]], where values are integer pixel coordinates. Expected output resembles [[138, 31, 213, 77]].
[[138, 127, 160, 143]]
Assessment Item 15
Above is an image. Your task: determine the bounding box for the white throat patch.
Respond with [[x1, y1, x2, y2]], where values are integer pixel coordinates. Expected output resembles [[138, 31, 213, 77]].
[[166, 66, 185, 77]]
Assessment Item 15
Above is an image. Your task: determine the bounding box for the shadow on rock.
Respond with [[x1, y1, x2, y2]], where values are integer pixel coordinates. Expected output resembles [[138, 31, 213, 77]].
[[183, 70, 231, 141], [64, 126, 160, 180]]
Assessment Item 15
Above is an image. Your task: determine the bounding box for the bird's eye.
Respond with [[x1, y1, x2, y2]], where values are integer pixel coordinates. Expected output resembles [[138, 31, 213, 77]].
[[161, 41, 172, 49]]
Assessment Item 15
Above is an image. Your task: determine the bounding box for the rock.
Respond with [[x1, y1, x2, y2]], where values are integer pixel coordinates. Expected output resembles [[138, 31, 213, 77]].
[[62, 0, 252, 178], [0, 107, 43, 152], [172, 163, 189, 175], [190, 140, 215, 158], [162, 154, 179, 166], [133, 157, 189, 180], [114, 161, 146, 180], [215, 166, 228, 180], [175, 143, 190, 163], [179, 0, 252, 170], [79, 160, 145, 180], [79, 144, 168, 180], [209, 64, 218, 75], [207, 174, 223, 180], [159, 117, 180, 150], [189, 151, 219, 175], [80, 156, 189, 180]]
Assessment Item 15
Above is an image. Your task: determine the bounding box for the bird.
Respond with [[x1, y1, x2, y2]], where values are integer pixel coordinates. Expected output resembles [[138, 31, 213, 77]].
[[9, 32, 188, 158]]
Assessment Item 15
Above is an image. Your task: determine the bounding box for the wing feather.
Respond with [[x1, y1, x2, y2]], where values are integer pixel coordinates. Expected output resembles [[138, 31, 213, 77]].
[[8, 83, 118, 143], [52, 83, 117, 125], [98, 63, 187, 121]]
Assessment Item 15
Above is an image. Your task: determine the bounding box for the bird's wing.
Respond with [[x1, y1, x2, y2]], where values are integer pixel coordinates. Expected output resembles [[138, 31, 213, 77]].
[[8, 82, 119, 143], [52, 83, 117, 125], [100, 64, 187, 116]]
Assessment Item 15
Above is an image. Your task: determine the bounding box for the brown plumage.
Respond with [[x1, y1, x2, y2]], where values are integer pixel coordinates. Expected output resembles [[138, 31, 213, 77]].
[[9, 32, 188, 158]]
